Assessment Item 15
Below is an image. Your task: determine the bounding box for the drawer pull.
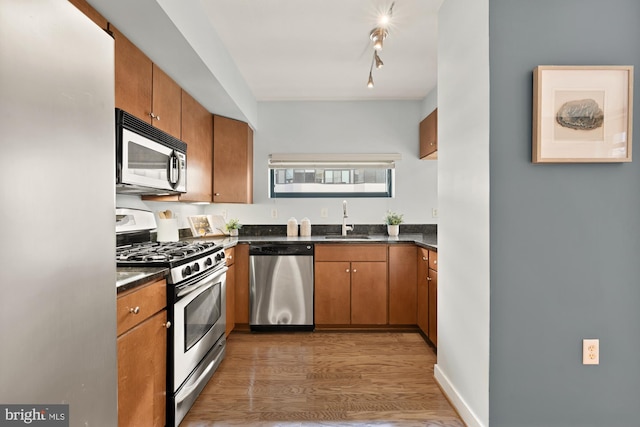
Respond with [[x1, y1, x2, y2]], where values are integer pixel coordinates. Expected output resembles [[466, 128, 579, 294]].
[[163, 321, 172, 329], [353, 269, 357, 273], [129, 306, 140, 315], [427, 277, 432, 281], [346, 269, 350, 273], [422, 257, 427, 261], [434, 260, 437, 264]]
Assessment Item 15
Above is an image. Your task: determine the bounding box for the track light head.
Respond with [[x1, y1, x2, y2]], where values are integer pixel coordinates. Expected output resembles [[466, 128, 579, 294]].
[[370, 28, 388, 51], [374, 52, 384, 69]]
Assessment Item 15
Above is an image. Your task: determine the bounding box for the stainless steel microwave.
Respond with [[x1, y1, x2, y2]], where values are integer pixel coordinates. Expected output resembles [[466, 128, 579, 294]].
[[116, 108, 186, 195]]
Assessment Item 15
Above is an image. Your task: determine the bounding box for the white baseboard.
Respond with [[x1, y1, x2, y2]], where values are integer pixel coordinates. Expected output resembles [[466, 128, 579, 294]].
[[434, 364, 486, 427]]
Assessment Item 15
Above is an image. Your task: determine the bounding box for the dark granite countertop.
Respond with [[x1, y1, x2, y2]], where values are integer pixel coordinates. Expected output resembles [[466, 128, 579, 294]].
[[116, 267, 169, 294], [189, 233, 437, 251]]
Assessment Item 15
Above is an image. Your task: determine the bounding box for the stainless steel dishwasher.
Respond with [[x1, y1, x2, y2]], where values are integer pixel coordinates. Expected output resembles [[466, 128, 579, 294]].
[[249, 243, 314, 331]]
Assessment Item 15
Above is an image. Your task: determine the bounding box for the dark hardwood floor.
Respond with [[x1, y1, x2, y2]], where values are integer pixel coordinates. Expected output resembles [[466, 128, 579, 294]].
[[181, 331, 465, 427]]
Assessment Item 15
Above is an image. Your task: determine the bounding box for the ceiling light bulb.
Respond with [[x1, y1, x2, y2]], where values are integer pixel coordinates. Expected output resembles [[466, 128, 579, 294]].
[[375, 52, 384, 69], [367, 72, 374, 88]]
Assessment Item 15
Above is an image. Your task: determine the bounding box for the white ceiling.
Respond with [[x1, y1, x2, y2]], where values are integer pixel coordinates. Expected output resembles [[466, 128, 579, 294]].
[[200, 0, 442, 101]]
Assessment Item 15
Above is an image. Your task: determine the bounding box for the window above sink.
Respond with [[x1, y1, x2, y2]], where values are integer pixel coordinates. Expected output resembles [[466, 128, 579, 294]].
[[268, 153, 400, 199]]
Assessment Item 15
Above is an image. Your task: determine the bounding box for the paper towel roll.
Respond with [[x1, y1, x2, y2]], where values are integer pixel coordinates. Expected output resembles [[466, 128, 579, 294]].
[[157, 218, 179, 242]]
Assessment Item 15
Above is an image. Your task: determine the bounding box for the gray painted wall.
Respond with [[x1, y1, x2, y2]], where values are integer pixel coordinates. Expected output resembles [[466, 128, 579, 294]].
[[489, 0, 640, 425]]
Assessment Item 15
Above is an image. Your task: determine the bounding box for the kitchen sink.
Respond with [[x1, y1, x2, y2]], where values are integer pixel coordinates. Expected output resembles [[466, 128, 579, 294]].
[[323, 234, 371, 239]]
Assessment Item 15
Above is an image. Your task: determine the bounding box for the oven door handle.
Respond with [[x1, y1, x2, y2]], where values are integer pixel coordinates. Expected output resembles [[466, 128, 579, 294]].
[[176, 266, 228, 299]]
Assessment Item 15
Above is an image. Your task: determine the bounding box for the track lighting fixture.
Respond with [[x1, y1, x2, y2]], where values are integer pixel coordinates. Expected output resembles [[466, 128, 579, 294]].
[[365, 2, 394, 88]]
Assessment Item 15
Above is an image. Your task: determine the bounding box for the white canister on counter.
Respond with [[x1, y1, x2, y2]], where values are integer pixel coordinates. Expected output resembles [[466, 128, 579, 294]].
[[300, 217, 311, 236], [287, 217, 298, 236]]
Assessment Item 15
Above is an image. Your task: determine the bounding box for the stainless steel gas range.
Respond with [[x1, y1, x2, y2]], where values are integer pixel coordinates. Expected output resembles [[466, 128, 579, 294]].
[[116, 208, 227, 427]]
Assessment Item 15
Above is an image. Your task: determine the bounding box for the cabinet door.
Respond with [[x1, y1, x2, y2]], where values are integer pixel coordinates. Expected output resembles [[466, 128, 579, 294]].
[[151, 64, 181, 138], [420, 108, 438, 159], [428, 269, 438, 347], [112, 26, 153, 124], [213, 115, 253, 204], [416, 248, 429, 335], [180, 91, 213, 202], [314, 262, 351, 324], [234, 243, 250, 325], [351, 261, 387, 325], [225, 263, 235, 337], [388, 245, 417, 325], [117, 310, 167, 427]]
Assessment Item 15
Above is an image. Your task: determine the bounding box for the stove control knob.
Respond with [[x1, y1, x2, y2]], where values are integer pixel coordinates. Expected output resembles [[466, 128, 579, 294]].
[[182, 265, 192, 277], [215, 252, 224, 262], [192, 263, 200, 272], [204, 257, 213, 266]]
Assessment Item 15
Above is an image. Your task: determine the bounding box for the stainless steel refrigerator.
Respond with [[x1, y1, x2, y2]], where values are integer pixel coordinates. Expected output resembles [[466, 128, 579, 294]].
[[0, 1, 117, 425]]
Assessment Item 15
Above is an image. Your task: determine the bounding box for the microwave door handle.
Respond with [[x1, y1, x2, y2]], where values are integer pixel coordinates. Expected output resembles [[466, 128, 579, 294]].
[[168, 151, 179, 186]]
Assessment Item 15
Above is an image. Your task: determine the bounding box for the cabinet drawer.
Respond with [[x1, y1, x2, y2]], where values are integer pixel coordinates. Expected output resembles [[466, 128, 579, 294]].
[[117, 279, 167, 336], [428, 250, 438, 271], [315, 244, 387, 262], [225, 247, 235, 266]]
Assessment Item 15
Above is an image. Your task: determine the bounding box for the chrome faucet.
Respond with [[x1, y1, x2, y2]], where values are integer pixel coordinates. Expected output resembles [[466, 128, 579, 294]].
[[341, 200, 353, 236]]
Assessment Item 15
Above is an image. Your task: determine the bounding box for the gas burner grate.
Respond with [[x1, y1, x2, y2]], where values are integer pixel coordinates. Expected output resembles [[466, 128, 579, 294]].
[[116, 240, 218, 263]]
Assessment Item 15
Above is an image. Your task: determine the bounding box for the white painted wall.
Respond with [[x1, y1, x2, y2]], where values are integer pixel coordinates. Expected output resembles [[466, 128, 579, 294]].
[[421, 86, 437, 120], [434, 0, 490, 426], [204, 100, 438, 226]]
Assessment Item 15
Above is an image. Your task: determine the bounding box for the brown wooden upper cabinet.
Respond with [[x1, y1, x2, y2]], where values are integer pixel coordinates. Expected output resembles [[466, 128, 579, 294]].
[[113, 25, 182, 139], [420, 108, 438, 159], [179, 91, 213, 202], [213, 115, 254, 204]]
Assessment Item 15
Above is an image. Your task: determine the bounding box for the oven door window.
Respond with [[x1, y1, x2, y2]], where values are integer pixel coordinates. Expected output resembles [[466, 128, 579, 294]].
[[184, 282, 221, 352]]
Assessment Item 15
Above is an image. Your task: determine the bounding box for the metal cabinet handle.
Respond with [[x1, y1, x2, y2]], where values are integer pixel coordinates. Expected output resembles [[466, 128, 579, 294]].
[[163, 321, 172, 329], [353, 269, 357, 273], [214, 193, 221, 196], [422, 256, 428, 261], [346, 269, 350, 273], [427, 277, 432, 281], [129, 306, 140, 314], [149, 112, 160, 121], [434, 260, 437, 264], [227, 255, 233, 260]]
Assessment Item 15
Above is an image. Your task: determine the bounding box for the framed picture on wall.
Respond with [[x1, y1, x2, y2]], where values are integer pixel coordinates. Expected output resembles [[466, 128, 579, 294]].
[[532, 65, 634, 163]]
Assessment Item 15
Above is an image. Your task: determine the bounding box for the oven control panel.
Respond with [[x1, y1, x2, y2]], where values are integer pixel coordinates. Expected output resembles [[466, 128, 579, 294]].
[[169, 249, 225, 284]]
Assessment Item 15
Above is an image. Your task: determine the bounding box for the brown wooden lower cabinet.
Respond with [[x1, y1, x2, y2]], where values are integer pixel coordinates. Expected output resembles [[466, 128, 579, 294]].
[[225, 247, 236, 337], [417, 248, 430, 335], [428, 264, 438, 346], [314, 261, 351, 324], [350, 261, 387, 324], [233, 243, 250, 325], [116, 279, 167, 427], [314, 244, 388, 326], [388, 245, 418, 325]]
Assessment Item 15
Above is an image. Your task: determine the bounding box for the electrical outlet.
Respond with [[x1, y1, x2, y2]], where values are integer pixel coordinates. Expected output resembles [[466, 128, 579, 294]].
[[321, 208, 328, 218], [583, 339, 599, 365], [432, 208, 438, 218], [271, 209, 278, 219]]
